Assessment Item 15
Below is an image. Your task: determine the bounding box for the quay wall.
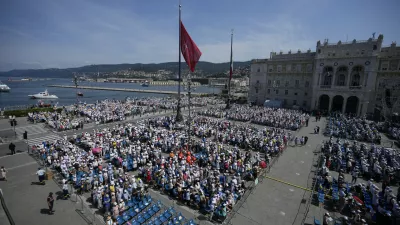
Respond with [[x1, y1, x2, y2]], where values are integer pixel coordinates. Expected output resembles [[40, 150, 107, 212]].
[[47, 85, 206, 96]]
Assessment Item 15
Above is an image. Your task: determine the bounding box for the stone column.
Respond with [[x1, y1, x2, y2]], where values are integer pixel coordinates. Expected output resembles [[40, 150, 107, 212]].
[[331, 68, 336, 87], [342, 96, 347, 114], [358, 102, 364, 117], [346, 70, 352, 87], [329, 95, 333, 112]]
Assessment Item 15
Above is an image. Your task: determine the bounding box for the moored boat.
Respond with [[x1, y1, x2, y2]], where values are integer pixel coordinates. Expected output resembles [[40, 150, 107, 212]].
[[28, 89, 58, 99]]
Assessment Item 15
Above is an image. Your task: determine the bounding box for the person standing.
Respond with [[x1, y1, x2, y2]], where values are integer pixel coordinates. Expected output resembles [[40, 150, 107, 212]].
[[47, 192, 55, 214], [351, 169, 359, 184], [1, 166, 7, 181], [9, 142, 16, 155]]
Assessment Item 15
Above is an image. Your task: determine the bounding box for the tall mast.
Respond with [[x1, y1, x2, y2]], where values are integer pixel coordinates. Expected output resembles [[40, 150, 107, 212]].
[[226, 29, 233, 109], [176, 2, 183, 121]]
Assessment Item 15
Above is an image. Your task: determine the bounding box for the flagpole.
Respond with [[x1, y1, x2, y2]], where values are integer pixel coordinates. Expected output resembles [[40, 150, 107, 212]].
[[176, 3, 183, 122], [226, 29, 233, 109]]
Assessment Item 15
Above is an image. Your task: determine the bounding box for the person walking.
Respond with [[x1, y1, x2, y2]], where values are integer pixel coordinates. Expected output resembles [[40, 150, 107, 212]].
[[1, 166, 7, 181], [47, 192, 55, 214], [9, 142, 16, 155]]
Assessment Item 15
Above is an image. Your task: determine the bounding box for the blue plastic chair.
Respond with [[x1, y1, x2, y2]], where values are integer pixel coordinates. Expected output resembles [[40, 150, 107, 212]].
[[139, 201, 146, 211], [159, 211, 169, 223], [137, 214, 145, 224], [168, 207, 176, 215], [122, 211, 131, 222], [152, 204, 160, 214], [116, 215, 125, 225], [128, 207, 137, 218], [314, 217, 321, 225], [130, 219, 140, 225], [154, 216, 163, 225], [143, 208, 153, 221]]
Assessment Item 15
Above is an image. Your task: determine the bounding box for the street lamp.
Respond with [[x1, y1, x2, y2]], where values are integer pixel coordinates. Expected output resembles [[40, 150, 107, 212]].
[[9, 115, 17, 137]]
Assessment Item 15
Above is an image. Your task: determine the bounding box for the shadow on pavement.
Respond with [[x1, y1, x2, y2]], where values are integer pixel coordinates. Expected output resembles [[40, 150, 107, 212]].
[[40, 208, 52, 215]]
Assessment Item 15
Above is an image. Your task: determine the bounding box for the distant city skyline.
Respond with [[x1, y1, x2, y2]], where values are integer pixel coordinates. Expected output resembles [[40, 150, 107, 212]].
[[0, 0, 399, 71]]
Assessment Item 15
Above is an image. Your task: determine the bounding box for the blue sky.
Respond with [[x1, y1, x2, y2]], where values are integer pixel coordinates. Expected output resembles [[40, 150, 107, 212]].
[[0, 0, 399, 71]]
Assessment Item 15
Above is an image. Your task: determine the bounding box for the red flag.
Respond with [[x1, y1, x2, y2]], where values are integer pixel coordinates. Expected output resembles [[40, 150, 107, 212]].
[[180, 21, 202, 72]]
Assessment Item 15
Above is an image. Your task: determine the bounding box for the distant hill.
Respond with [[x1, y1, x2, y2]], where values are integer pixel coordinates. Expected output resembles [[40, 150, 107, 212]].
[[0, 61, 250, 78]]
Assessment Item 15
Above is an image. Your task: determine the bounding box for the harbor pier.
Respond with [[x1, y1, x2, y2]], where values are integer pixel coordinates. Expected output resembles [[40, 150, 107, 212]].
[[47, 85, 207, 96]]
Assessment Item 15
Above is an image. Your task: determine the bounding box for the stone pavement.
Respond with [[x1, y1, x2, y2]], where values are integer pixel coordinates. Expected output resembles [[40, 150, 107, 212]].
[[0, 153, 87, 225], [228, 117, 327, 225]]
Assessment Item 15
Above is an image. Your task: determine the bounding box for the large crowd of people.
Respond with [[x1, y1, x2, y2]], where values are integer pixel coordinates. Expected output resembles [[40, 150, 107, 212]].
[[317, 137, 400, 224], [325, 114, 382, 144], [31, 111, 286, 223], [198, 106, 308, 131], [27, 97, 223, 132], [23, 98, 400, 225]]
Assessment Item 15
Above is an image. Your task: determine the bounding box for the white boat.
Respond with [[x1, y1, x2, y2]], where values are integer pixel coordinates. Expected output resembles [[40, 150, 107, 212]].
[[0, 82, 10, 92], [141, 81, 149, 87], [28, 89, 58, 99]]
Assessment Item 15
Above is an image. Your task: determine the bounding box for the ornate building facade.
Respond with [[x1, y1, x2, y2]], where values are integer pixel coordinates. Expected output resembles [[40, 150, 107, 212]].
[[249, 34, 400, 116]]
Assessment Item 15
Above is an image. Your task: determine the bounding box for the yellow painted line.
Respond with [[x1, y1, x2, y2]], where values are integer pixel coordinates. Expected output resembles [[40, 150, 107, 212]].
[[263, 175, 333, 199]]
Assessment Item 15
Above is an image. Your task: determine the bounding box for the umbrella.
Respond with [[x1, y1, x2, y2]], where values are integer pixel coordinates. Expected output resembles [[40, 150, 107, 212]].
[[92, 147, 102, 154], [259, 161, 267, 168], [353, 196, 363, 205]]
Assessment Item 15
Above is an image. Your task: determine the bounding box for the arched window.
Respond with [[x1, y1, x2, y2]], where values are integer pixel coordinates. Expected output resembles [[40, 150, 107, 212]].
[[323, 73, 332, 85], [351, 74, 360, 86], [323, 67, 333, 86], [337, 74, 346, 86]]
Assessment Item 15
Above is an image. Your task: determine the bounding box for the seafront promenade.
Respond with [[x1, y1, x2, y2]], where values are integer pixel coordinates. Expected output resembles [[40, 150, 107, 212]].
[[48, 85, 207, 96]]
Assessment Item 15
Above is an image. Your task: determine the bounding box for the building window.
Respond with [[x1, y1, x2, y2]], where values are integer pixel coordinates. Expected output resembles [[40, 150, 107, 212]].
[[361, 50, 365, 55], [269, 65, 273, 72], [307, 64, 313, 72], [323, 67, 333, 85], [276, 80, 280, 87], [373, 45, 377, 50], [332, 53, 336, 56], [293, 100, 297, 105], [337, 74, 346, 86], [305, 81, 310, 87], [296, 64, 302, 72], [303, 101, 307, 106], [286, 64, 291, 72], [295, 80, 299, 87], [305, 92, 308, 96], [268, 80, 272, 86], [285, 90, 288, 95], [275, 90, 279, 94], [318, 49, 321, 54], [277, 65, 282, 72], [283, 99, 287, 106], [267, 89, 270, 94], [294, 92, 298, 96], [351, 74, 361, 86], [255, 89, 258, 94], [257, 67, 261, 72], [346, 52, 349, 56], [285, 81, 290, 87]]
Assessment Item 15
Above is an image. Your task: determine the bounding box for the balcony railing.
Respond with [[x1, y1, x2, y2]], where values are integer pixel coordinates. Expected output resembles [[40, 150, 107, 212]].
[[320, 85, 331, 89], [349, 86, 362, 90]]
